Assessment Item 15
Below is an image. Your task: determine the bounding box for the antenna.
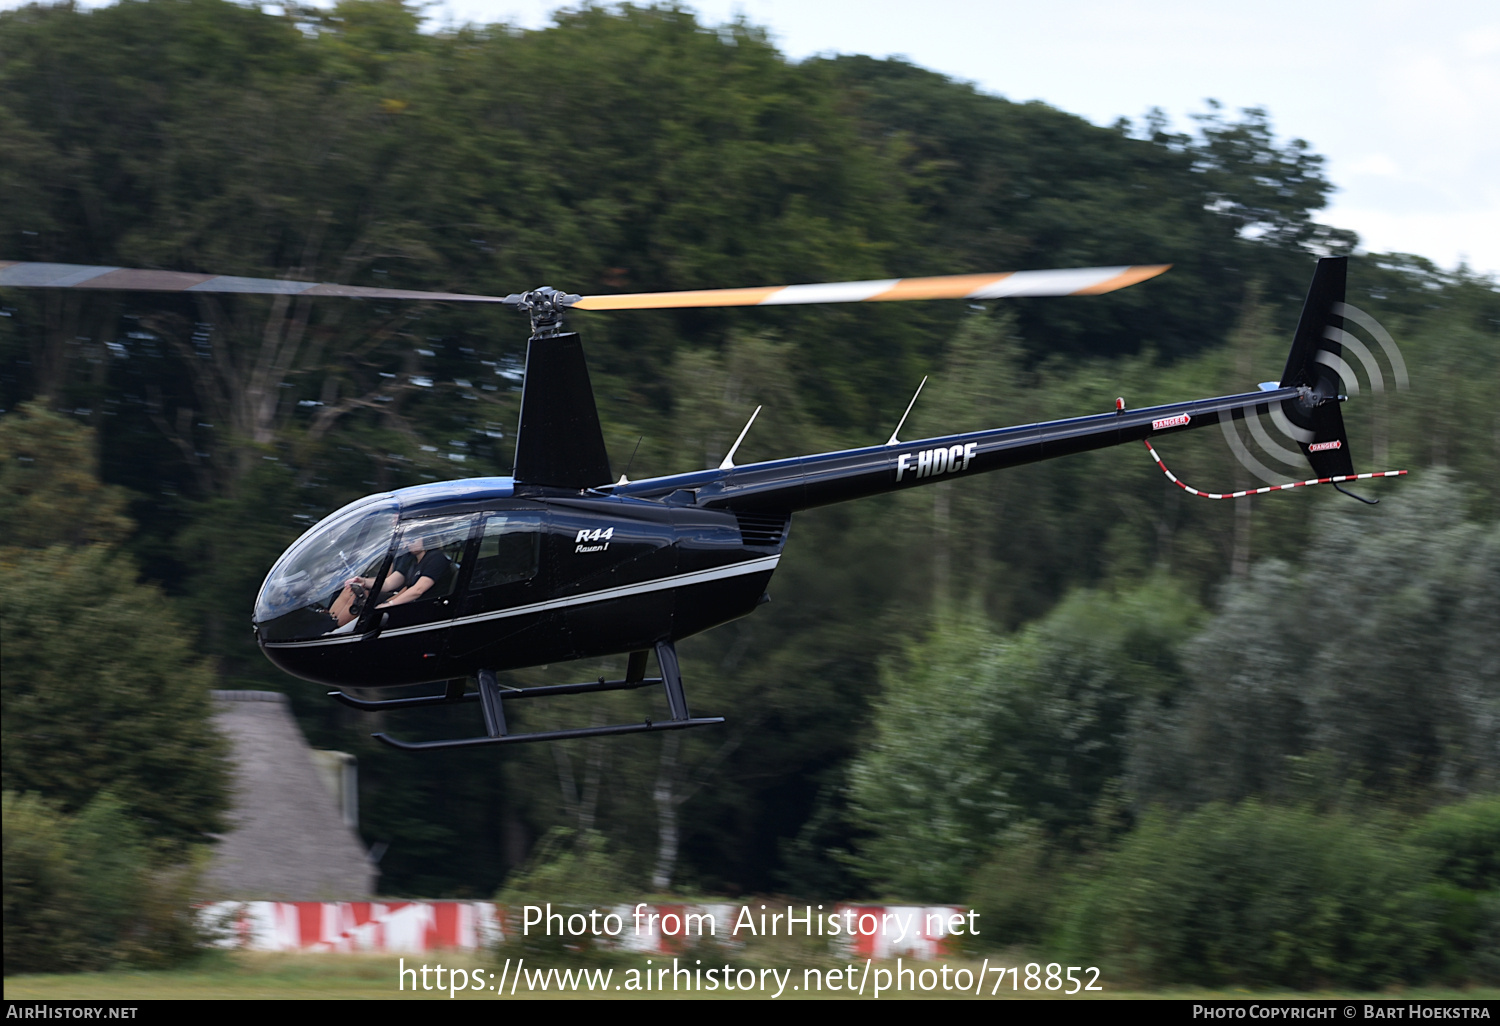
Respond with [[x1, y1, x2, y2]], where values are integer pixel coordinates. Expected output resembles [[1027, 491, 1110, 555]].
[[617, 435, 644, 485], [719, 406, 762, 471], [886, 376, 928, 446]]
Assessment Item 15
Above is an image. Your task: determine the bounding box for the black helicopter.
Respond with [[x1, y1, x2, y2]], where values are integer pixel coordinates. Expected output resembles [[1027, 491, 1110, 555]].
[[0, 257, 1395, 750]]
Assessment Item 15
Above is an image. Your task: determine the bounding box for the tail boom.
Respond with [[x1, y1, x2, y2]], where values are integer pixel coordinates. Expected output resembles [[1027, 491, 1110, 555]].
[[613, 386, 1306, 513]]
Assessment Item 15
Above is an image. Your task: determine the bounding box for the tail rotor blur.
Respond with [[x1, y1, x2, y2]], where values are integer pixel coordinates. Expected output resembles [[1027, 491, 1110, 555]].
[[1331, 302, 1409, 392], [1224, 271, 1410, 483], [1149, 257, 1410, 502]]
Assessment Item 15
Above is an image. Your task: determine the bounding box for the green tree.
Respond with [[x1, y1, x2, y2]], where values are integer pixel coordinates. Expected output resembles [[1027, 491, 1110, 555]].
[[1410, 795, 1500, 983], [845, 618, 1017, 901], [1189, 102, 1355, 254], [1058, 802, 1448, 988], [1000, 577, 1203, 845], [1130, 471, 1500, 808], [0, 405, 228, 848], [847, 577, 1201, 899], [0, 401, 132, 548], [3, 790, 211, 974], [821, 58, 1352, 363], [2, 791, 87, 974]]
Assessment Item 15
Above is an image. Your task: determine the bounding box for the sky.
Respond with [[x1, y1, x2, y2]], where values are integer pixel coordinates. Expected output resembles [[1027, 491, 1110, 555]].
[[8, 0, 1498, 277]]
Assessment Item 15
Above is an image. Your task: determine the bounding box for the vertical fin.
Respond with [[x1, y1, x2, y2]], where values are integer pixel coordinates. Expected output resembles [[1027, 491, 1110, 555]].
[[1278, 257, 1355, 478], [512, 332, 613, 488]]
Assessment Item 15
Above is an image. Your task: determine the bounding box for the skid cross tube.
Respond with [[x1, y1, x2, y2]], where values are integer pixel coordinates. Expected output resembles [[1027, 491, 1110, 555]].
[[373, 716, 724, 751], [368, 641, 719, 750], [328, 675, 665, 711]]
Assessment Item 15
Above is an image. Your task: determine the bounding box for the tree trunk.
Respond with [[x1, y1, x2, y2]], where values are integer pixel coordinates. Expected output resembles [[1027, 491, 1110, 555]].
[[651, 731, 681, 892]]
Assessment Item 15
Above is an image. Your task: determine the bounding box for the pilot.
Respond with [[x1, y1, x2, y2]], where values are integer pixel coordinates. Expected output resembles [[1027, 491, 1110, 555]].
[[374, 531, 453, 609], [328, 531, 452, 627]]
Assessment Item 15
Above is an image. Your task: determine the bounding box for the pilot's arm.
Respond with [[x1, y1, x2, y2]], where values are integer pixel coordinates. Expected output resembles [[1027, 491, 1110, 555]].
[[376, 574, 436, 609], [350, 571, 406, 595]]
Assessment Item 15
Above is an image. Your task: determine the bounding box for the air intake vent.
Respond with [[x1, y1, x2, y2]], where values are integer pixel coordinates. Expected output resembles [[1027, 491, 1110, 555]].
[[735, 511, 790, 548]]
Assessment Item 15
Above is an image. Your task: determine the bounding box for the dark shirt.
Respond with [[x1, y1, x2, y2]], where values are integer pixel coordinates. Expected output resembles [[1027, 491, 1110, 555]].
[[404, 549, 453, 599], [391, 552, 418, 589]]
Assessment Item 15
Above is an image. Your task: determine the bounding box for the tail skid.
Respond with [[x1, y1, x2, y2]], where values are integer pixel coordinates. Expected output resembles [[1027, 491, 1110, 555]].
[[1143, 438, 1406, 500]]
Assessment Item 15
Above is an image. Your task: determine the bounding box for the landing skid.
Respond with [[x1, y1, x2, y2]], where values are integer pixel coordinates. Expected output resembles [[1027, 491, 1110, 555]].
[[331, 641, 724, 751]]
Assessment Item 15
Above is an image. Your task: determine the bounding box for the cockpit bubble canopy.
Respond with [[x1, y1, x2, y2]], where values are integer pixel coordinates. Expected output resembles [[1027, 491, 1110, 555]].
[[254, 494, 398, 642]]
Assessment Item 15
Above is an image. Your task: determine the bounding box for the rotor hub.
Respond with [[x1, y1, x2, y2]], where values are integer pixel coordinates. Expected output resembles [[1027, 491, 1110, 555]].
[[508, 286, 581, 337]]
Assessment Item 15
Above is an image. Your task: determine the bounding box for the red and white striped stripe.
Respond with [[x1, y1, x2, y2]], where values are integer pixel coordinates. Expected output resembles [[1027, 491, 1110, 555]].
[[1143, 439, 1406, 499], [835, 905, 966, 961], [204, 901, 503, 952]]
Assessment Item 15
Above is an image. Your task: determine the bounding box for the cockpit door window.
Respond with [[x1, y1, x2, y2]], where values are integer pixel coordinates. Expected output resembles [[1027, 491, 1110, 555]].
[[444, 509, 555, 666], [372, 515, 475, 626], [469, 513, 544, 591]]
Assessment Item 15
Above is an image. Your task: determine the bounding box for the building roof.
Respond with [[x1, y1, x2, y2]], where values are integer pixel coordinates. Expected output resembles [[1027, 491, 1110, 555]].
[[203, 690, 377, 900]]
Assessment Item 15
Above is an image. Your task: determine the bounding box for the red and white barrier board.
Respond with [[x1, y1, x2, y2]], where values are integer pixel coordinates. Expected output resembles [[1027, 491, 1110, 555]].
[[612, 902, 742, 953], [204, 901, 504, 953], [834, 905, 968, 961], [204, 901, 965, 957]]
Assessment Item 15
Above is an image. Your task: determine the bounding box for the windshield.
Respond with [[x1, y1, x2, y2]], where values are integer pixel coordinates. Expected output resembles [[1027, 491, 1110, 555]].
[[254, 495, 399, 642]]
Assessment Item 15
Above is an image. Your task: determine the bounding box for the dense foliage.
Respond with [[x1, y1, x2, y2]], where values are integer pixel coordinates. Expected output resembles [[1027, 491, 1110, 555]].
[[1, 0, 1497, 984], [846, 577, 1202, 900], [1058, 803, 1455, 989], [0, 405, 229, 848], [0, 405, 227, 973], [3, 791, 211, 974]]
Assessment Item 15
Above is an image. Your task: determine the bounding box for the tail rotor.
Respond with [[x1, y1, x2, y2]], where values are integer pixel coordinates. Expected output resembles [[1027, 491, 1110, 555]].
[[1146, 257, 1410, 502]]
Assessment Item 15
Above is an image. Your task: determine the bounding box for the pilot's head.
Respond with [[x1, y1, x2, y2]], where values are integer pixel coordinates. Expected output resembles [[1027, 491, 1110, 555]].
[[405, 531, 442, 555]]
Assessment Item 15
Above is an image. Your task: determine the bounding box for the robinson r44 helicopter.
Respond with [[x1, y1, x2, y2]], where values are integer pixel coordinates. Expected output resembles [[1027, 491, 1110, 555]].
[[0, 256, 1403, 750]]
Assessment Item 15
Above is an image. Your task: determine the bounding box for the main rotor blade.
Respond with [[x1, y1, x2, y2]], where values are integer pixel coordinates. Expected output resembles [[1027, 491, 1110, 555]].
[[0, 262, 516, 304], [0, 261, 1169, 311], [569, 265, 1169, 311]]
